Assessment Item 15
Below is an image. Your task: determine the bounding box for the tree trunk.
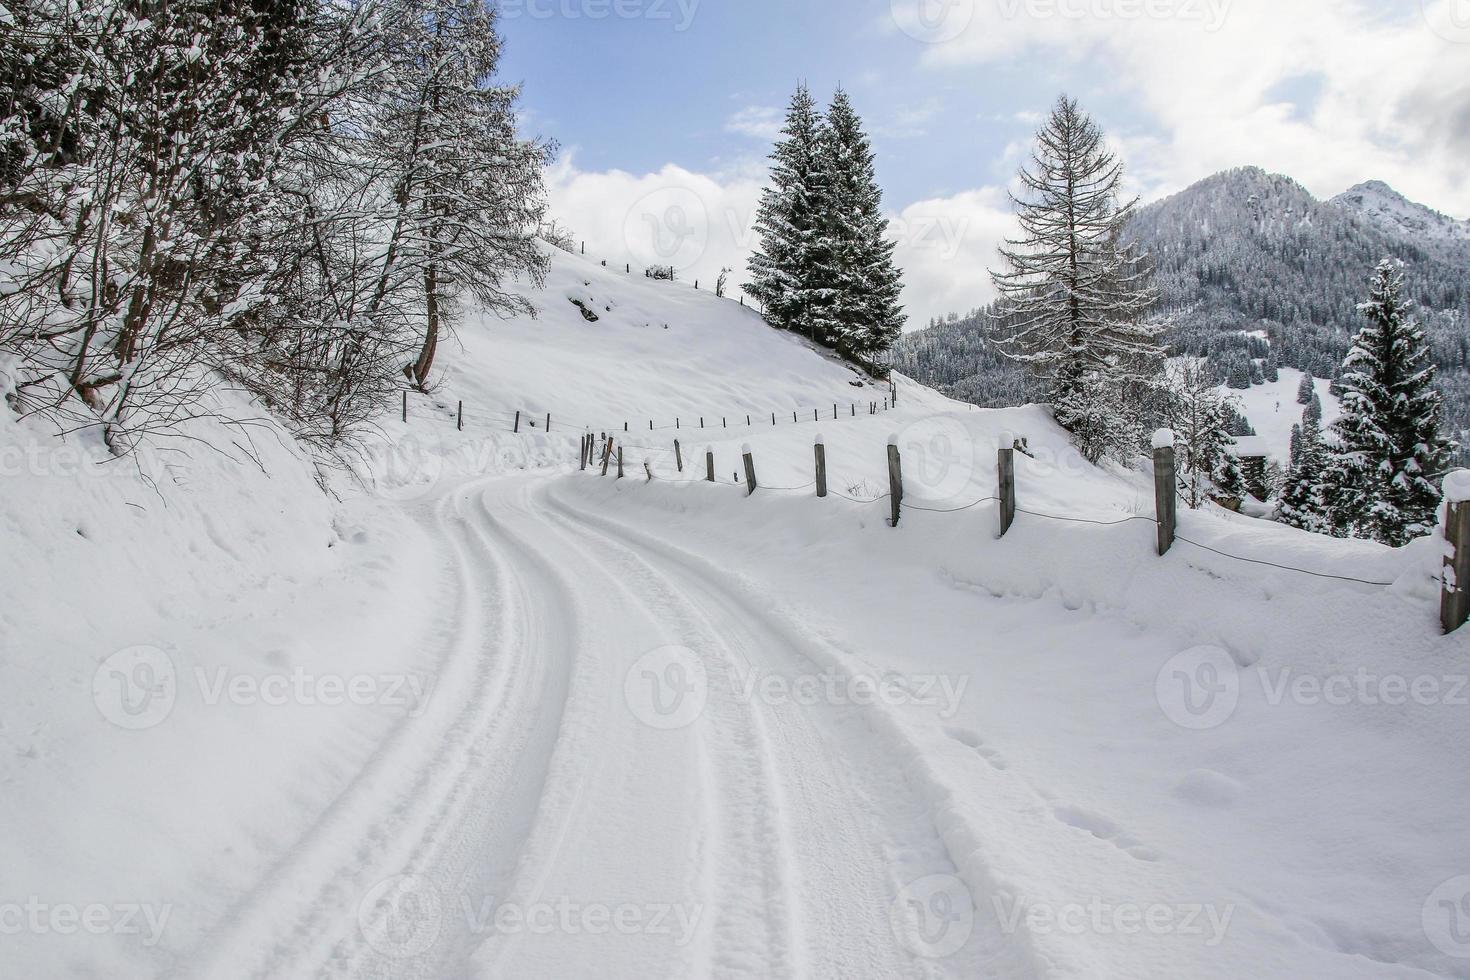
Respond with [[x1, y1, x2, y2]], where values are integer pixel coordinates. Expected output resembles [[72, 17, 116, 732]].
[[411, 261, 439, 389]]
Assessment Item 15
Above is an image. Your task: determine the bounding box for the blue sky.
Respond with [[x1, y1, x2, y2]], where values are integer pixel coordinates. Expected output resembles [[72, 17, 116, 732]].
[[497, 0, 1470, 324]]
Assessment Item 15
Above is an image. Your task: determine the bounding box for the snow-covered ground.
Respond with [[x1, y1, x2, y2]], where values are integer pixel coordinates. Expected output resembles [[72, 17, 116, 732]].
[[3, 244, 1467, 979], [1227, 367, 1341, 464]]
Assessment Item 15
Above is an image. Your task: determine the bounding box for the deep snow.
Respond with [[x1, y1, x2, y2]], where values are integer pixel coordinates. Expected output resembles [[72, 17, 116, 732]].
[[2, 244, 1467, 979]]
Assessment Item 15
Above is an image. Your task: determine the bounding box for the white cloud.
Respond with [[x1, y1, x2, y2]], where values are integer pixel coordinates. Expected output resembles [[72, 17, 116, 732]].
[[544, 153, 767, 296], [888, 186, 1017, 326], [725, 105, 785, 141], [911, 0, 1470, 215]]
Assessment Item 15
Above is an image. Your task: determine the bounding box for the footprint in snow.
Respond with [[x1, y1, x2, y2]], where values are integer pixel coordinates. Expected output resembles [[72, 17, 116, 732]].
[[943, 726, 1009, 770], [1051, 804, 1160, 862]]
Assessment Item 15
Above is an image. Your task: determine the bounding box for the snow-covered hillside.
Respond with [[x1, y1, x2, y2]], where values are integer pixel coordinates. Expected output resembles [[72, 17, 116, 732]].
[[1227, 367, 1340, 464], [4, 244, 1468, 979]]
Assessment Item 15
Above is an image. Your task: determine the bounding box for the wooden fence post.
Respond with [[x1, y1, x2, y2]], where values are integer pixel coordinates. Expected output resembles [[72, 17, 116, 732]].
[[617, 446, 624, 479], [998, 446, 1016, 537], [546, 412, 551, 432], [514, 410, 521, 433], [457, 400, 463, 431], [674, 439, 683, 472], [742, 446, 757, 496], [887, 440, 903, 527], [1152, 430, 1177, 556], [580, 434, 588, 471], [644, 461, 653, 482], [705, 448, 715, 482], [601, 438, 612, 476], [401, 391, 407, 422], [1442, 474, 1470, 633], [814, 437, 827, 498]]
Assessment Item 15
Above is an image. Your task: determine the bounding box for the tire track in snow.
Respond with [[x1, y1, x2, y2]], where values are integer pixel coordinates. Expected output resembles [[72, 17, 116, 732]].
[[537, 481, 1038, 978], [186, 484, 579, 979]]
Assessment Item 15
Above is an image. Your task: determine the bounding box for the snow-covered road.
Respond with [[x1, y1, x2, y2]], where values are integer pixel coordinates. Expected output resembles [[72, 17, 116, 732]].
[[192, 476, 1019, 979]]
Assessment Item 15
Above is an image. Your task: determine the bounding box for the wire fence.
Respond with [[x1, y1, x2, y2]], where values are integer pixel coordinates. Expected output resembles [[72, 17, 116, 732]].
[[403, 387, 1410, 594], [584, 431, 1404, 592]]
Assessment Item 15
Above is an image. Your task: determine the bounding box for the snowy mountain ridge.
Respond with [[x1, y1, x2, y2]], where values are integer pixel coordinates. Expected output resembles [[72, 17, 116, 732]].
[[1330, 179, 1470, 245]]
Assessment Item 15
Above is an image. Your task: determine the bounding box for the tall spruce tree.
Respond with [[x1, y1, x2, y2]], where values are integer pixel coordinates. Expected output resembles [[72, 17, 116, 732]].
[[1278, 411, 1331, 532], [990, 94, 1164, 464], [810, 89, 904, 366], [1318, 259, 1453, 545], [746, 84, 823, 339]]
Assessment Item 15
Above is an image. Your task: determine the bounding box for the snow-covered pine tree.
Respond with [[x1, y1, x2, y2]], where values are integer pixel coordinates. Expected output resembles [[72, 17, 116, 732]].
[[990, 95, 1163, 464], [810, 89, 905, 367], [1317, 259, 1453, 545], [1264, 349, 1280, 383], [1278, 412, 1331, 532], [367, 0, 550, 391], [1215, 453, 1245, 505], [1296, 371, 1315, 404], [746, 84, 824, 339], [1289, 423, 1303, 469], [1304, 392, 1322, 427]]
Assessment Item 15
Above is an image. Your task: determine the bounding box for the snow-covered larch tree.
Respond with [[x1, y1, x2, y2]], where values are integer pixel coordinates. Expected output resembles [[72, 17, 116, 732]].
[[1317, 259, 1453, 545], [368, 0, 550, 391], [990, 94, 1164, 464]]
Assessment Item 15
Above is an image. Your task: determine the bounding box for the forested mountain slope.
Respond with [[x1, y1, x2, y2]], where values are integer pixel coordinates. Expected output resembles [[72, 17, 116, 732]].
[[897, 167, 1470, 448]]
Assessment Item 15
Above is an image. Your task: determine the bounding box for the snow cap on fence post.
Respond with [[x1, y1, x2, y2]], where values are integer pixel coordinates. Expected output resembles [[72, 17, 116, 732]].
[[1152, 429, 1177, 556], [1443, 469, 1470, 504], [814, 432, 824, 445], [887, 431, 900, 447]]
